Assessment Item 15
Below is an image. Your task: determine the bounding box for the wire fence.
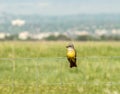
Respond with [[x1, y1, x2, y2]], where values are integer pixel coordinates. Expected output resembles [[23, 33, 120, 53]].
[[0, 56, 120, 93], [0, 56, 120, 60]]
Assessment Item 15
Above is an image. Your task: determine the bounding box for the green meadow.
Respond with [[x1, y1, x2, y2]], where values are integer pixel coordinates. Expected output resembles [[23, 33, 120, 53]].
[[0, 41, 120, 94]]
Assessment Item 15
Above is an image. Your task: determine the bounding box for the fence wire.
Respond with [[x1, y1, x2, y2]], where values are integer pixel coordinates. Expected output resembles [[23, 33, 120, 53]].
[[0, 56, 120, 60], [0, 56, 120, 94]]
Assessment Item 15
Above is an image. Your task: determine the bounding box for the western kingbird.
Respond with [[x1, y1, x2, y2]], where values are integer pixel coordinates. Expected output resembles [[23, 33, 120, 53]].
[[66, 43, 77, 68]]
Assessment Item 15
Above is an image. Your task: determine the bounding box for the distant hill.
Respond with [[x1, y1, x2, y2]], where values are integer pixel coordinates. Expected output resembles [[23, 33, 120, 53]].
[[0, 14, 120, 34]]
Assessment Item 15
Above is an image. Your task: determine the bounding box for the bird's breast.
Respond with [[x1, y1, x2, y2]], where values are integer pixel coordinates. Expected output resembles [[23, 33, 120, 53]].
[[67, 50, 75, 58]]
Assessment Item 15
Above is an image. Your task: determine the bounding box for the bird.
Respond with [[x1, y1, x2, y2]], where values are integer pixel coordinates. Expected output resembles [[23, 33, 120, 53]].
[[66, 43, 77, 68]]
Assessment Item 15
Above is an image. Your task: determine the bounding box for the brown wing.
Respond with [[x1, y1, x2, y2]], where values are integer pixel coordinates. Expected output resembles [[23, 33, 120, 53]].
[[67, 57, 77, 68]]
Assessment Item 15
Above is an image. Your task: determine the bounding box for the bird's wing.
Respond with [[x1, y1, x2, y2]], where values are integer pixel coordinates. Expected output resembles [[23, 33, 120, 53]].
[[67, 57, 77, 68]]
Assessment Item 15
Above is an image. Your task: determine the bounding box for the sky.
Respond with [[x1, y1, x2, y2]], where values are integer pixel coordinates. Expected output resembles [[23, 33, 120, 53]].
[[0, 0, 120, 15]]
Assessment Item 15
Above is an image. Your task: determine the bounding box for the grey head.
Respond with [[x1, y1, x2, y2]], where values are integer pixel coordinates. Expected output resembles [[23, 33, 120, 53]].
[[66, 43, 74, 48]]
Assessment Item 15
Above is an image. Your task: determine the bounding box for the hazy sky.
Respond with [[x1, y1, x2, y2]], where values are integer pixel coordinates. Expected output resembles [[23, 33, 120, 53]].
[[0, 0, 120, 15]]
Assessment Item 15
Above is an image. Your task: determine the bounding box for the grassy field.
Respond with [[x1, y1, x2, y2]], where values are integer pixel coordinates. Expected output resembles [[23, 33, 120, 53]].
[[0, 41, 120, 94]]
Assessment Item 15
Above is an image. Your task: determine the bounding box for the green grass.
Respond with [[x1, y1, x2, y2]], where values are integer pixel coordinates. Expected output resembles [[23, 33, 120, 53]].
[[0, 41, 120, 94]]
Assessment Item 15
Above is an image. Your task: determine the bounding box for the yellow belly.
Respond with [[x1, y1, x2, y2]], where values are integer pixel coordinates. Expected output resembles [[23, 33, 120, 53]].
[[67, 51, 75, 58]]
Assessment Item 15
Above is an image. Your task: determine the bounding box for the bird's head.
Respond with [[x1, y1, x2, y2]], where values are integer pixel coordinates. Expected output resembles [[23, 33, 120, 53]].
[[66, 43, 74, 49]]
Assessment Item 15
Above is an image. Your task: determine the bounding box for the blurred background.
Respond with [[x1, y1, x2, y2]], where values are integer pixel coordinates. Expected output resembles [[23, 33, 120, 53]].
[[0, 0, 120, 41], [0, 1, 120, 94]]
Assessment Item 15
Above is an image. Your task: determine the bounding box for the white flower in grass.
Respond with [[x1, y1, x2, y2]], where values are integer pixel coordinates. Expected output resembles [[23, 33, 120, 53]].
[[77, 87, 84, 93], [94, 79, 100, 86], [103, 88, 111, 94], [113, 91, 119, 94]]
